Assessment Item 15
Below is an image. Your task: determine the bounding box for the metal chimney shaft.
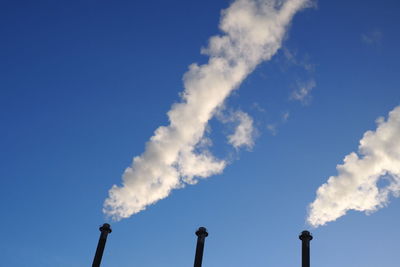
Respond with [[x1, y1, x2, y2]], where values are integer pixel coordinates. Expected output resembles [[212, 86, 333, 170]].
[[193, 227, 208, 267], [299, 230, 313, 267], [92, 223, 112, 267]]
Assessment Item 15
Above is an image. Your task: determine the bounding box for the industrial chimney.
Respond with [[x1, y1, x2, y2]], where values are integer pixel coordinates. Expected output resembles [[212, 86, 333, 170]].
[[193, 227, 209, 267], [92, 223, 112, 267], [299, 230, 313, 267]]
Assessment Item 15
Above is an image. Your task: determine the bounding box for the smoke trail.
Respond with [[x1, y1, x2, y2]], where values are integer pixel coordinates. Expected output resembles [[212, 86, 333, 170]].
[[308, 106, 400, 227], [104, 0, 311, 221], [228, 111, 255, 149], [217, 109, 256, 149]]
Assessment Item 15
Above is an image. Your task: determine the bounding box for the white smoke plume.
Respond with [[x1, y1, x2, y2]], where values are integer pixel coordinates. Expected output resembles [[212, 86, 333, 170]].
[[308, 106, 400, 227], [228, 111, 255, 149], [217, 109, 256, 149], [104, 0, 311, 221]]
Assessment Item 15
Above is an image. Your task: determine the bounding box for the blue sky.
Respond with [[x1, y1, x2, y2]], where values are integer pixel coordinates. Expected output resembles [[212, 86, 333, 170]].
[[1, 0, 400, 266]]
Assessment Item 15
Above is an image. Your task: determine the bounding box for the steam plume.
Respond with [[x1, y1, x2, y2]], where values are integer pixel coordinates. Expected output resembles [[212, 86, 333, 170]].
[[217, 109, 255, 149], [104, 0, 311, 221], [308, 106, 400, 227], [228, 111, 255, 149]]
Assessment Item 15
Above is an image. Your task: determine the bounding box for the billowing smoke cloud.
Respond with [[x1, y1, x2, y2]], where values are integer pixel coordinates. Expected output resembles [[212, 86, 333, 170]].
[[104, 0, 311, 221], [308, 106, 400, 227]]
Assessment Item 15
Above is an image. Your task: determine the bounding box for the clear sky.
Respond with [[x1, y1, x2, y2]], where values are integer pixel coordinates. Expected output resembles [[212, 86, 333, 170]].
[[1, 0, 400, 266]]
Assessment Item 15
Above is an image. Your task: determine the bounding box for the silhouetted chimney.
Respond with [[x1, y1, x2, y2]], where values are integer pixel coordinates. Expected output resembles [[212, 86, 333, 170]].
[[92, 223, 112, 267], [193, 227, 209, 267], [299, 230, 313, 267]]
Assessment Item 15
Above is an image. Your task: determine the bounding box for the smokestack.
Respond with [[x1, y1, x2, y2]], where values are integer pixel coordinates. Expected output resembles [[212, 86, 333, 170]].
[[92, 223, 112, 267], [299, 230, 313, 267], [193, 227, 209, 267]]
